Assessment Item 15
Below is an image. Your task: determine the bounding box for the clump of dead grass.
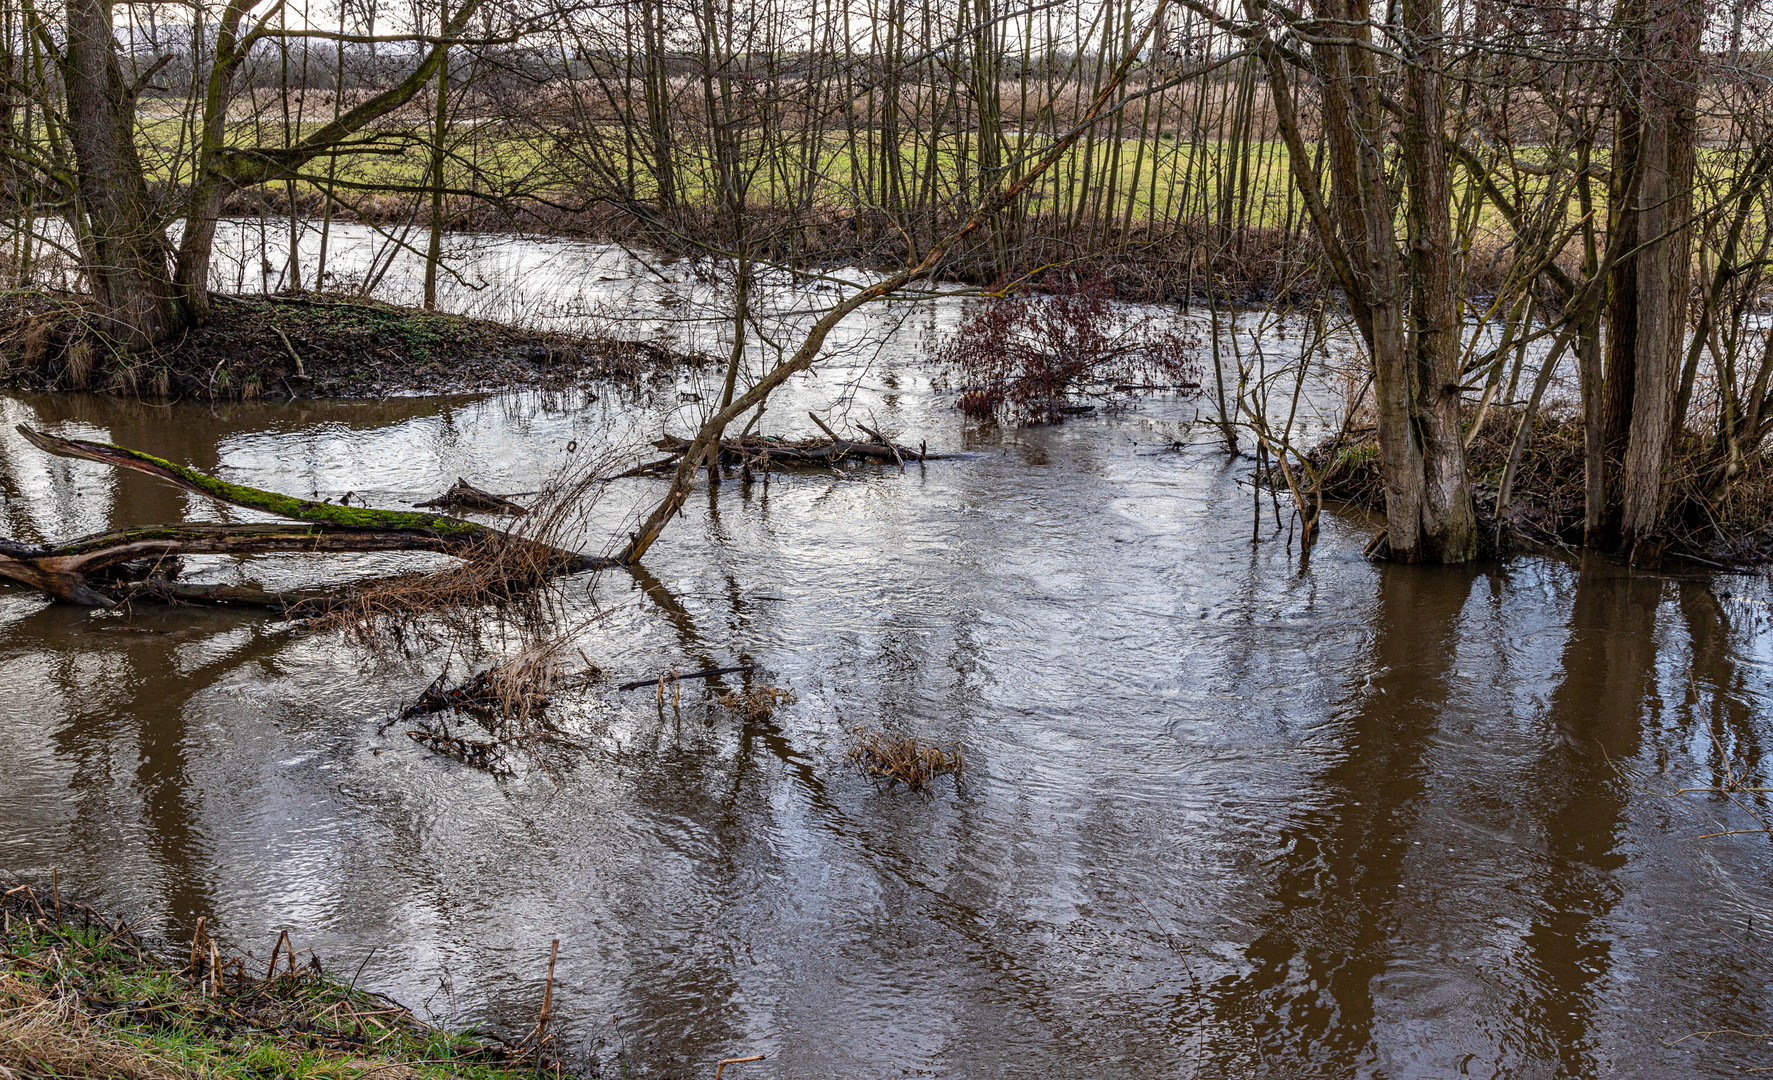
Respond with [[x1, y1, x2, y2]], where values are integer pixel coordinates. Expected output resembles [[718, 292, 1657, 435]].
[[712, 685, 796, 721], [845, 728, 965, 795], [0, 970, 181, 1079]]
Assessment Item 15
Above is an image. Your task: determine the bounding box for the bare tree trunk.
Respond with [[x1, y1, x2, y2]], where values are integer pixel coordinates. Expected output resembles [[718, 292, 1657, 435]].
[[64, 0, 186, 346], [1618, 100, 1676, 559], [1316, 0, 1423, 558], [1401, 0, 1476, 561], [423, 3, 451, 311], [1600, 0, 1700, 562]]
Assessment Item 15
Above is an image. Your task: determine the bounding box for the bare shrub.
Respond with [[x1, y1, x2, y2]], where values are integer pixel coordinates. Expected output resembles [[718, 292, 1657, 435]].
[[933, 275, 1200, 425], [319, 445, 621, 655]]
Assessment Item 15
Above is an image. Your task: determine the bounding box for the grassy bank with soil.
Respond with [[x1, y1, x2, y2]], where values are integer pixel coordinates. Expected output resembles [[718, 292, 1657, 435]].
[[0, 291, 693, 400], [0, 879, 559, 1079]]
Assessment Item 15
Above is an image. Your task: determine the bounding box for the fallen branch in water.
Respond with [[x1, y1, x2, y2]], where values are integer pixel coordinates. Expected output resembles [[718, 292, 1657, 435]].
[[650, 430, 943, 471], [414, 476, 529, 515], [617, 664, 756, 691], [0, 427, 615, 611]]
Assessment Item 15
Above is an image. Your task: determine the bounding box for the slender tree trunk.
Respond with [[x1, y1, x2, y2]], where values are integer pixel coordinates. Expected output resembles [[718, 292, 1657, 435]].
[[423, 3, 450, 311], [1618, 100, 1675, 558]]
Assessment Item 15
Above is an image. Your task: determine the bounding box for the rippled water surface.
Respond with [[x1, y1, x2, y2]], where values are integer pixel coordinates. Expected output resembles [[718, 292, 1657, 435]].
[[4, 234, 1773, 1078]]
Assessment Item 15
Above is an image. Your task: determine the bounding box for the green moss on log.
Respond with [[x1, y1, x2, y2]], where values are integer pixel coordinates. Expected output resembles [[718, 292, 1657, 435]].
[[126, 448, 481, 532], [21, 427, 485, 536]]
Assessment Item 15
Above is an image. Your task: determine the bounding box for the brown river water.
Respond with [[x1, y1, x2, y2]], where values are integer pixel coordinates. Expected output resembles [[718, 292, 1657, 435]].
[[3, 230, 1773, 1078]]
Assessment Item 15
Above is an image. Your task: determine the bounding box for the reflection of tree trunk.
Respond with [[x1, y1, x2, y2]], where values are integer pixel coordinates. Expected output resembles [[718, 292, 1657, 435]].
[[1675, 581, 1768, 785], [1517, 554, 1659, 1072], [1201, 566, 1475, 1071], [40, 619, 294, 934]]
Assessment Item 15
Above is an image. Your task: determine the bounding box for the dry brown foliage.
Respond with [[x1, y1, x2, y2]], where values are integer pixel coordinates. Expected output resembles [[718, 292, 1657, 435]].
[[318, 447, 621, 654], [845, 728, 965, 795], [0, 972, 185, 1080], [713, 686, 796, 722]]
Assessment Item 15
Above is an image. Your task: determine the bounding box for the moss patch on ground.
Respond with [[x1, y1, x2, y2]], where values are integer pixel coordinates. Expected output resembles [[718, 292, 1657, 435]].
[[0, 291, 692, 400], [0, 881, 557, 1079]]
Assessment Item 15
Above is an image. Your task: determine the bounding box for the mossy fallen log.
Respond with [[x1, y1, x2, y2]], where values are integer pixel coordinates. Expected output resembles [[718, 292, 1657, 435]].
[[18, 426, 490, 536], [0, 427, 614, 610]]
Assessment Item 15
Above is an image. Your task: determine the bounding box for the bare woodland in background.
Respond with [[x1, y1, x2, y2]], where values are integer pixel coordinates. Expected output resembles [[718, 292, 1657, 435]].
[[0, 0, 1767, 566]]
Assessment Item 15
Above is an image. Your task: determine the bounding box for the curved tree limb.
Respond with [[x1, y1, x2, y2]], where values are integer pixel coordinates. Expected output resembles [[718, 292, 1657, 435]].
[[18, 426, 488, 538]]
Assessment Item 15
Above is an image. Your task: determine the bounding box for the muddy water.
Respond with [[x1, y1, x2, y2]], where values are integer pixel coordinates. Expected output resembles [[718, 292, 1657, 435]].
[[3, 239, 1773, 1078]]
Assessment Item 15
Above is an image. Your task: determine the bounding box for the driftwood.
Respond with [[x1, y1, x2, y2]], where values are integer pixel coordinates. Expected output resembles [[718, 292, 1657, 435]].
[[649, 418, 943, 472], [415, 477, 529, 515], [0, 427, 613, 611]]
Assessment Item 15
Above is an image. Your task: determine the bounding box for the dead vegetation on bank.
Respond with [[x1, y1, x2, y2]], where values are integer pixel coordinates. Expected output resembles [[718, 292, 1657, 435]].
[[1304, 409, 1773, 566], [0, 290, 694, 400], [0, 879, 557, 1079]]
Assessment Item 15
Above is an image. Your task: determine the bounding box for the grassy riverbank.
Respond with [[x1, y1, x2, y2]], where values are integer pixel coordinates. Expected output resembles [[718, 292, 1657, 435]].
[[0, 291, 693, 400], [0, 881, 553, 1079]]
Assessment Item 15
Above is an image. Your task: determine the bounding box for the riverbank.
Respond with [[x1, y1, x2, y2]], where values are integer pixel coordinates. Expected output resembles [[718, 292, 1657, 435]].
[[0, 879, 557, 1079], [1307, 411, 1773, 567], [0, 291, 693, 400], [220, 187, 1540, 308]]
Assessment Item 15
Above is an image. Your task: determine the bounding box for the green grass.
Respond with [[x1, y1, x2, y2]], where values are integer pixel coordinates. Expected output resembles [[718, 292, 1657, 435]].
[[122, 110, 1772, 250], [1, 883, 552, 1079]]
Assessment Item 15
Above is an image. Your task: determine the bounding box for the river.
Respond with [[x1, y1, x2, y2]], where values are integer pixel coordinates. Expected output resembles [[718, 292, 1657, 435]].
[[1, 227, 1770, 1078]]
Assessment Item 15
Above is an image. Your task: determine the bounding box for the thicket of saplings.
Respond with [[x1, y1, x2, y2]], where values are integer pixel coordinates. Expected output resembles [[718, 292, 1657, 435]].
[[0, 0, 1768, 569]]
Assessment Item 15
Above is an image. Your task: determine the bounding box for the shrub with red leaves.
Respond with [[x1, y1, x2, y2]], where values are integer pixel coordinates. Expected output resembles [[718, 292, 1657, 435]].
[[933, 276, 1200, 425]]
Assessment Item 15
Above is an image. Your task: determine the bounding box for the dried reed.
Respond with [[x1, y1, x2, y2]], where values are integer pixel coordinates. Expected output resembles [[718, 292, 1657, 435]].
[[318, 444, 622, 655], [713, 686, 796, 722], [845, 728, 965, 795]]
